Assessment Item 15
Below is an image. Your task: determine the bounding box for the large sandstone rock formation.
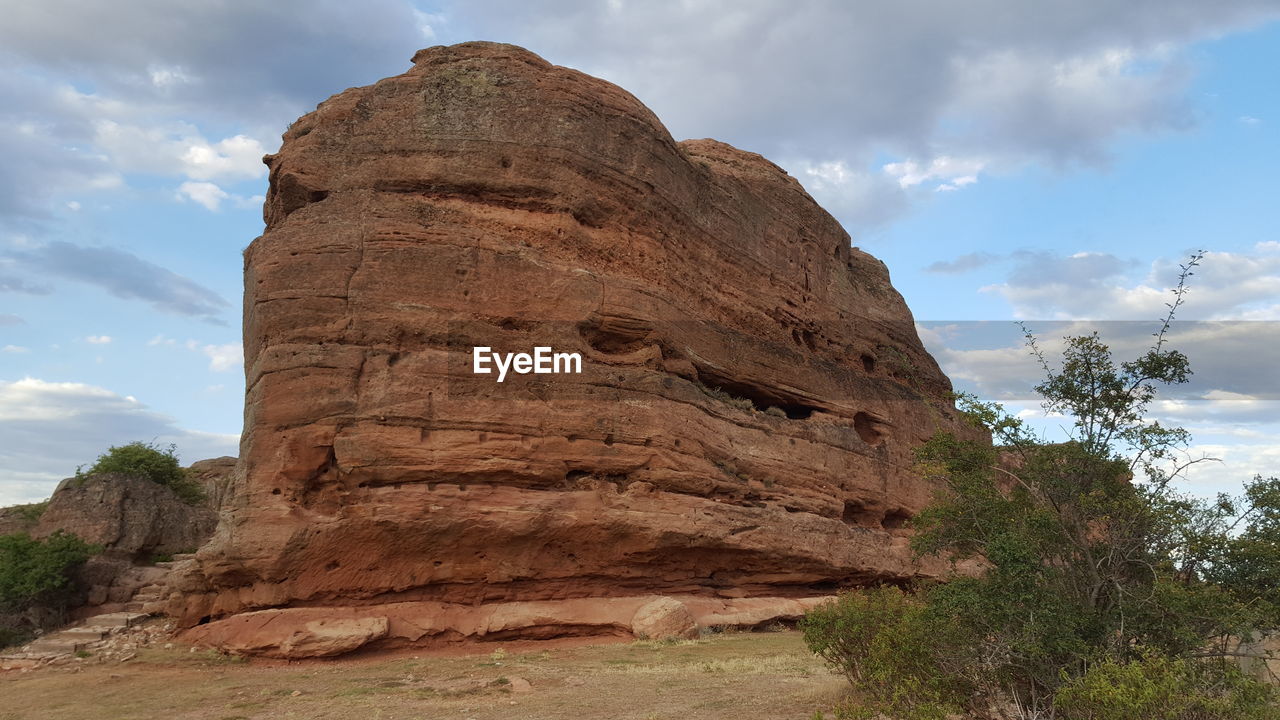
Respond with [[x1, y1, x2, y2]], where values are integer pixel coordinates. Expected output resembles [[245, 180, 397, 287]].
[[174, 42, 979, 655]]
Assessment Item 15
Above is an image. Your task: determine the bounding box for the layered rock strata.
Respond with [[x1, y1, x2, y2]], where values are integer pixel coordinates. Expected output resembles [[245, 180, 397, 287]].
[[174, 42, 979, 656]]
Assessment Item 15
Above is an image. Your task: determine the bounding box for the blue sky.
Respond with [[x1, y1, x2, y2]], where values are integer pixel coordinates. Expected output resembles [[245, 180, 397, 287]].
[[2, 1, 1278, 504]]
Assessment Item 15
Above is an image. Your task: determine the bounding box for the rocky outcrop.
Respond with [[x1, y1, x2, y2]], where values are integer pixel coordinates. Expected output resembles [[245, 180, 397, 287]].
[[0, 503, 43, 536], [35, 473, 215, 560], [183, 594, 829, 657], [172, 42, 981, 656], [186, 457, 238, 514]]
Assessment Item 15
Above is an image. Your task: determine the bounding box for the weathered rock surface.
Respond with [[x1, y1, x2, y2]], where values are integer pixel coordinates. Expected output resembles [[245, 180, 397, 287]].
[[35, 473, 215, 559], [0, 503, 42, 536], [186, 456, 238, 514], [173, 41, 981, 655], [631, 596, 699, 640], [182, 594, 824, 655]]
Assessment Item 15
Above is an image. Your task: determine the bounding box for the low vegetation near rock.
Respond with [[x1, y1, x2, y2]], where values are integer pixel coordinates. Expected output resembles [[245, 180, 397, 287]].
[[0, 531, 98, 647], [76, 441, 205, 505], [804, 254, 1279, 719]]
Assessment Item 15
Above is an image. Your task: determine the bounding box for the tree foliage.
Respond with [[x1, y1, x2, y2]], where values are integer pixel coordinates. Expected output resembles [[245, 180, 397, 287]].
[[806, 252, 1278, 718], [78, 441, 206, 505], [801, 587, 967, 719], [0, 531, 96, 613]]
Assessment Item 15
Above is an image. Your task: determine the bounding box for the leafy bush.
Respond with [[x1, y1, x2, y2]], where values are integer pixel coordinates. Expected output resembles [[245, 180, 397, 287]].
[[800, 587, 967, 720], [0, 625, 31, 648], [1055, 655, 1275, 720], [0, 531, 97, 613], [9, 501, 48, 523], [78, 441, 206, 505], [804, 253, 1278, 717]]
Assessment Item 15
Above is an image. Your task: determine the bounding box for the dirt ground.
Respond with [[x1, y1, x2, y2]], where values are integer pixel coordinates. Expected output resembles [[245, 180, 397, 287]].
[[2, 628, 852, 719]]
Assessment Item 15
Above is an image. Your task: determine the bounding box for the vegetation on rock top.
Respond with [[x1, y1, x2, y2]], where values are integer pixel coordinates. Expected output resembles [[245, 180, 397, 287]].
[[76, 441, 206, 505]]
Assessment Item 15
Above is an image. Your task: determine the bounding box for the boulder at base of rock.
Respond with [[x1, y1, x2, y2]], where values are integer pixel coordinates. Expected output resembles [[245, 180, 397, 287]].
[[181, 594, 829, 654], [280, 617, 389, 659], [631, 597, 699, 640], [190, 609, 389, 659]]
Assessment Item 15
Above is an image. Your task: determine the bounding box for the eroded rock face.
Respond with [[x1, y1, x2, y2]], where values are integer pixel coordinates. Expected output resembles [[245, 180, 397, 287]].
[[186, 456, 238, 514], [173, 41, 980, 654], [35, 473, 215, 559]]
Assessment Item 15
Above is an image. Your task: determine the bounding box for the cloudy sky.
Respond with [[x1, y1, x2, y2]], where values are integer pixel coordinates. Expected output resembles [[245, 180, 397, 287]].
[[2, 1, 1278, 504]]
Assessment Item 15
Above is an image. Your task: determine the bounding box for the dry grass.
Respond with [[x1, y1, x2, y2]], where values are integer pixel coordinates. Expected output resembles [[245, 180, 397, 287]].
[[2, 630, 853, 720]]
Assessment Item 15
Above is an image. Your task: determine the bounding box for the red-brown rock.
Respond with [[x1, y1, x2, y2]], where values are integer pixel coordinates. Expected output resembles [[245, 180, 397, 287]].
[[631, 597, 699, 640], [172, 41, 980, 656]]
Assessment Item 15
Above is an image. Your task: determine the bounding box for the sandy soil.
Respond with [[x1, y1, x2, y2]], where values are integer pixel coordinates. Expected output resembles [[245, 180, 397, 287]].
[[2, 628, 851, 719]]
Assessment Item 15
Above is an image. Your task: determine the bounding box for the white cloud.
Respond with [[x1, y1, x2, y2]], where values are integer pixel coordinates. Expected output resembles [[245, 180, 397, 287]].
[[792, 159, 908, 229], [1180, 436, 1280, 495], [0, 1, 428, 223], [980, 248, 1280, 321], [441, 0, 1279, 232], [180, 134, 266, 181], [177, 180, 230, 210], [1239, 115, 1262, 125], [147, 64, 193, 89], [85, 334, 112, 344], [412, 9, 446, 40], [883, 156, 987, 190], [146, 334, 242, 372], [0, 377, 239, 504], [2, 345, 29, 353], [201, 342, 242, 372], [94, 120, 266, 182]]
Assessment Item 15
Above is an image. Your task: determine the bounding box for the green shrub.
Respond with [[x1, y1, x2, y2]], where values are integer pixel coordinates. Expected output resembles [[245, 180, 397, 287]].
[[800, 587, 966, 720], [78, 441, 205, 505], [1055, 655, 1275, 720], [9, 501, 49, 523], [0, 531, 97, 613], [0, 624, 33, 648], [806, 254, 1278, 717]]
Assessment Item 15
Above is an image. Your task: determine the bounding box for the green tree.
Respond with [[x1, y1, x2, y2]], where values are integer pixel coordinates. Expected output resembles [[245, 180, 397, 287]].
[[78, 441, 206, 505], [806, 252, 1278, 718], [0, 530, 98, 646], [0, 531, 96, 613]]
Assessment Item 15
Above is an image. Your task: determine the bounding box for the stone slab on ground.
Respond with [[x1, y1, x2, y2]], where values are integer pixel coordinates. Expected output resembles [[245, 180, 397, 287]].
[[82, 612, 148, 629]]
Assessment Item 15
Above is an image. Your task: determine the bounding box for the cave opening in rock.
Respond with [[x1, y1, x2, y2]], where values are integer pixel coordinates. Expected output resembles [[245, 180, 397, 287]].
[[699, 373, 821, 420], [842, 499, 880, 527], [853, 411, 885, 445], [882, 509, 912, 530]]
